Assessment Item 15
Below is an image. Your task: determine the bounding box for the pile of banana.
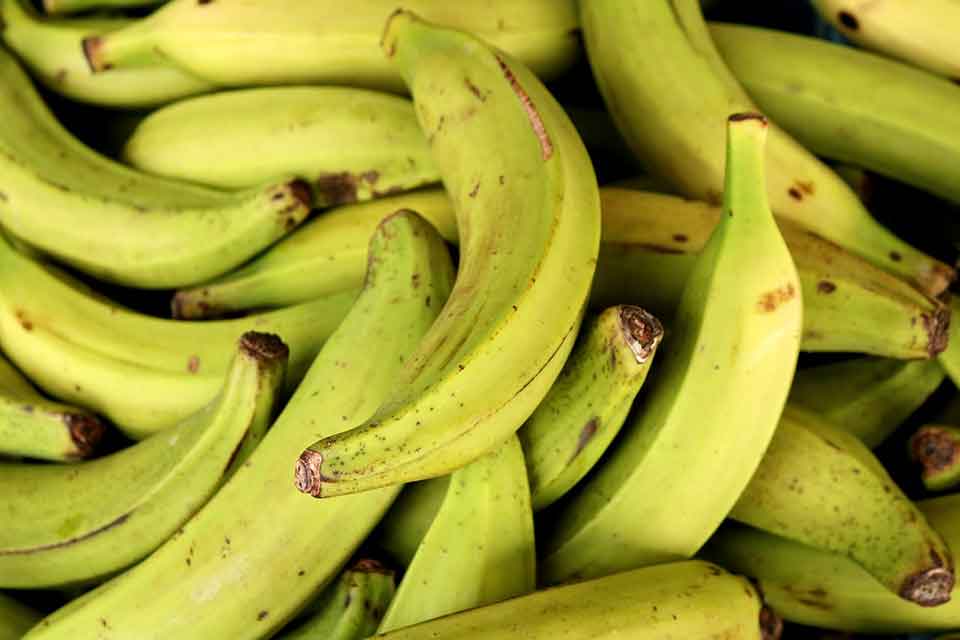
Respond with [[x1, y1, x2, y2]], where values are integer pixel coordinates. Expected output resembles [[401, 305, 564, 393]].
[[1, 0, 960, 637]]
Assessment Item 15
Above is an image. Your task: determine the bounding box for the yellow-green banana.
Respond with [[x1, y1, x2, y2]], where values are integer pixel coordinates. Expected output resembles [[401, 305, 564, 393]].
[[0, 331, 286, 588], [82, 0, 579, 92], [938, 298, 960, 386], [122, 87, 439, 205], [0, 46, 311, 289], [378, 435, 535, 633], [710, 22, 960, 204], [581, 0, 952, 296], [295, 12, 600, 498], [372, 477, 450, 568], [539, 114, 802, 585], [789, 357, 945, 448], [911, 425, 960, 492], [0, 593, 40, 640], [519, 305, 663, 511], [24, 211, 454, 639]]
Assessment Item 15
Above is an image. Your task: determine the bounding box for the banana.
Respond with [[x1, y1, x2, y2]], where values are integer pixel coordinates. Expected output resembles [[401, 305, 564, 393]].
[[372, 560, 765, 639], [0, 330, 286, 589], [730, 404, 954, 605], [0, 234, 355, 438], [811, 0, 960, 80], [0, 47, 311, 289], [371, 476, 449, 568], [0, 0, 211, 109], [378, 435, 535, 633], [24, 211, 454, 639], [519, 305, 663, 511], [122, 87, 440, 204], [581, 0, 952, 296], [277, 559, 396, 640], [789, 357, 945, 448], [939, 298, 960, 386], [0, 593, 40, 640], [709, 22, 960, 205], [538, 114, 802, 585], [44, 0, 164, 16], [910, 425, 960, 492], [295, 12, 600, 498], [81, 0, 579, 92]]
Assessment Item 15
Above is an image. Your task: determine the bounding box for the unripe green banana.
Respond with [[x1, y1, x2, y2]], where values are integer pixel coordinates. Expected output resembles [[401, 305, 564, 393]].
[[295, 11, 600, 498], [44, 0, 164, 16], [519, 305, 663, 511], [581, 0, 952, 296], [938, 298, 960, 386], [910, 425, 960, 492], [789, 357, 945, 448], [0, 331, 287, 589], [539, 114, 802, 585], [371, 476, 449, 568], [730, 404, 954, 605], [0, 353, 106, 462], [378, 435, 535, 633], [122, 87, 439, 205], [24, 211, 454, 639], [0, 593, 40, 640]]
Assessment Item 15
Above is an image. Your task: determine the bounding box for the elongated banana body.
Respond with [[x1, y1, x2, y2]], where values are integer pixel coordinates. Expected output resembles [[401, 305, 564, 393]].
[[0, 331, 286, 588], [910, 425, 960, 492], [25, 212, 454, 639], [372, 476, 450, 568], [0, 593, 40, 640], [581, 0, 952, 296], [374, 560, 763, 639], [939, 298, 960, 386], [297, 12, 600, 497]]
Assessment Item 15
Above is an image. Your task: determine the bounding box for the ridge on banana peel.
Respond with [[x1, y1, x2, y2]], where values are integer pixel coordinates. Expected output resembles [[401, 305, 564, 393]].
[[0, 331, 287, 589], [0, 46, 311, 289], [24, 211, 454, 640], [540, 113, 802, 585], [295, 11, 601, 498]]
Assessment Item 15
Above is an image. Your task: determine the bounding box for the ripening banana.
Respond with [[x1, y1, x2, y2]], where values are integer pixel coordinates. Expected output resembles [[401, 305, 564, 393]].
[[122, 87, 440, 205], [372, 476, 450, 568], [810, 0, 960, 80], [910, 425, 960, 492], [24, 211, 454, 640], [378, 435, 535, 633], [581, 0, 952, 296], [0, 331, 286, 589], [0, 593, 40, 640], [0, 0, 211, 108], [44, 0, 165, 16], [0, 46, 312, 289], [709, 22, 960, 205], [538, 114, 802, 585], [789, 357, 945, 448], [938, 298, 960, 386], [295, 11, 600, 498], [81, 0, 580, 92], [519, 305, 663, 512]]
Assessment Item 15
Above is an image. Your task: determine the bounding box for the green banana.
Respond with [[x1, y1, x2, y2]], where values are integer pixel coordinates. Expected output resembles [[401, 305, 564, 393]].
[[122, 87, 439, 204], [789, 357, 945, 448], [0, 331, 286, 589], [0, 46, 312, 289], [277, 559, 396, 640], [378, 435, 535, 633], [44, 0, 165, 16], [371, 476, 450, 568], [539, 114, 802, 585], [709, 22, 960, 204], [938, 298, 960, 386], [0, 234, 355, 438], [295, 12, 600, 498], [581, 0, 952, 296], [0, 0, 211, 109], [811, 0, 960, 80], [0, 593, 40, 640], [372, 560, 765, 639], [910, 425, 960, 492], [82, 0, 580, 92], [25, 211, 454, 639], [0, 352, 106, 462], [519, 305, 663, 511], [730, 404, 954, 605]]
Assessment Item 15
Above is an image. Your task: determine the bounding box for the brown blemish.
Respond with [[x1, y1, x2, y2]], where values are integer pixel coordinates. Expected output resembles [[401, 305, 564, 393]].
[[797, 181, 814, 195], [672, 234, 688, 243], [464, 77, 487, 102], [889, 251, 902, 262], [837, 11, 859, 30], [494, 54, 553, 160], [729, 112, 768, 124], [569, 418, 599, 463], [295, 449, 326, 497], [14, 310, 32, 331], [759, 606, 783, 640], [0, 191, 7, 202], [361, 170, 380, 185], [783, 585, 833, 611], [921, 303, 950, 357], [81, 36, 103, 73], [197, 0, 212, 4], [64, 413, 106, 459], [756, 283, 796, 312], [352, 558, 392, 575], [186, 356, 200, 373], [618, 305, 664, 363], [816, 280, 837, 294], [468, 182, 479, 198], [898, 566, 954, 606], [910, 426, 960, 477], [54, 69, 68, 84], [314, 172, 359, 206], [257, 611, 268, 621], [788, 187, 803, 201], [239, 331, 289, 364]]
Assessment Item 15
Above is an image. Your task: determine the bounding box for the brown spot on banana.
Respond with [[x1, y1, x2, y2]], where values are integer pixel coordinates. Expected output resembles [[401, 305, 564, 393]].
[[816, 280, 836, 294], [618, 305, 663, 363], [898, 566, 954, 606], [837, 11, 859, 30], [64, 413, 106, 459], [295, 449, 326, 497], [922, 304, 950, 357], [756, 283, 797, 313], [569, 418, 599, 463], [910, 426, 960, 476], [759, 605, 783, 640], [494, 54, 553, 160]]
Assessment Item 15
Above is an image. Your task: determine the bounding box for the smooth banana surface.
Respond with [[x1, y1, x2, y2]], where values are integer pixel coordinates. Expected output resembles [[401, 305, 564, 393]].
[[0, 593, 40, 640], [296, 12, 600, 497], [911, 425, 960, 492], [372, 476, 449, 568], [939, 298, 960, 386]]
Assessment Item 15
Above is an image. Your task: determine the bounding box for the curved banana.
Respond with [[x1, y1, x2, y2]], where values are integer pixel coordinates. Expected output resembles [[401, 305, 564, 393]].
[[0, 47, 311, 289], [44, 0, 164, 16], [0, 593, 40, 640], [82, 0, 579, 92], [0, 331, 287, 588], [789, 357, 945, 448], [581, 0, 952, 296], [709, 22, 960, 204], [122, 86, 439, 205], [295, 11, 600, 498], [0, 0, 211, 109], [911, 425, 960, 492], [811, 0, 960, 79], [372, 476, 450, 568], [539, 114, 802, 585], [378, 435, 535, 633], [24, 211, 454, 639], [519, 305, 663, 512], [938, 298, 960, 386]]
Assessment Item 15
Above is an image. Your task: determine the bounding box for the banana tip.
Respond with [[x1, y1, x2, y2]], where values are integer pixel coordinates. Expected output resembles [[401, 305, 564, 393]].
[[81, 36, 108, 73], [759, 605, 783, 640], [64, 413, 106, 458], [910, 426, 960, 485], [239, 332, 289, 364], [618, 306, 663, 364], [295, 449, 326, 497], [926, 301, 951, 357], [899, 567, 954, 606]]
